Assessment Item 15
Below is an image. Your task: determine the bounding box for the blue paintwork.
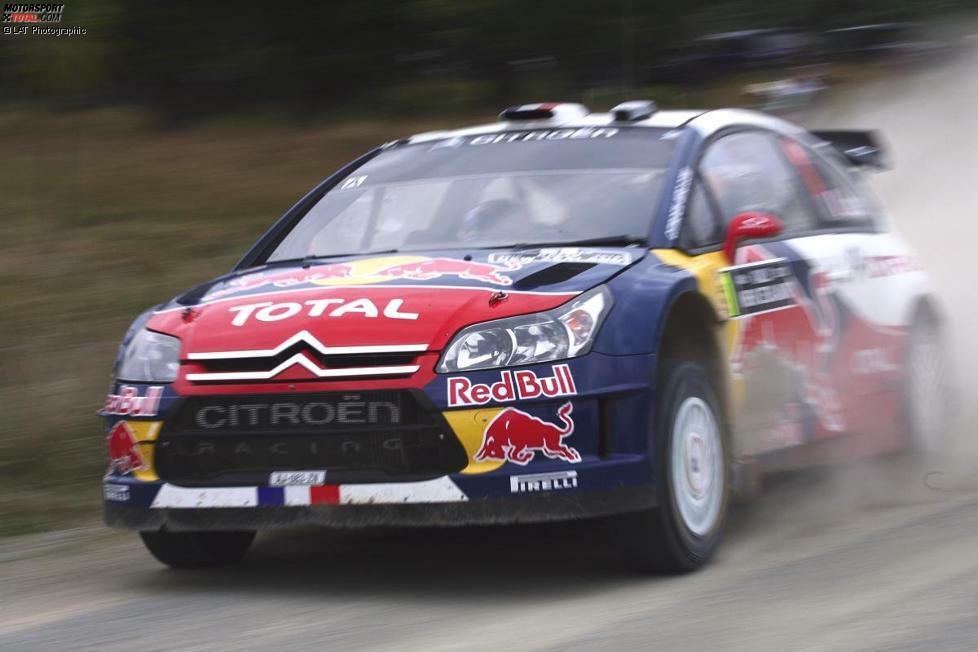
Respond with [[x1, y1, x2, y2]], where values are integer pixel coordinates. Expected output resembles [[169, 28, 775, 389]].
[[101, 124, 716, 518]]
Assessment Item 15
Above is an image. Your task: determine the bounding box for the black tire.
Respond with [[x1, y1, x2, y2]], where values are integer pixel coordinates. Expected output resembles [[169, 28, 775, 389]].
[[140, 529, 255, 569], [616, 361, 728, 573], [903, 313, 950, 456]]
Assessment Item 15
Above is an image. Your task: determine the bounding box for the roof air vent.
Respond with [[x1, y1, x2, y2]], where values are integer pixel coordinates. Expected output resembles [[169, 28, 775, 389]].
[[611, 100, 657, 122], [499, 102, 589, 122]]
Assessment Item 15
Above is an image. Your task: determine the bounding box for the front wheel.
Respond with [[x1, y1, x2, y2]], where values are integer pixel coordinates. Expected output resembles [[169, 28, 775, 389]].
[[140, 529, 255, 569], [618, 361, 728, 572]]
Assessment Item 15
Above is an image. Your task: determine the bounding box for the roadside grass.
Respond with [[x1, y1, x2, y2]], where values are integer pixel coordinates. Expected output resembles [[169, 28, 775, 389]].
[[0, 108, 480, 535], [0, 65, 874, 535]]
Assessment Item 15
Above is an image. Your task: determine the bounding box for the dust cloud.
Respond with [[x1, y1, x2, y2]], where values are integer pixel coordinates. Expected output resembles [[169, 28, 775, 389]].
[[757, 40, 978, 530]]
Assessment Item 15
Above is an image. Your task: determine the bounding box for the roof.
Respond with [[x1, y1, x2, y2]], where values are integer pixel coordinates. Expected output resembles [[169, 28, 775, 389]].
[[406, 109, 708, 144]]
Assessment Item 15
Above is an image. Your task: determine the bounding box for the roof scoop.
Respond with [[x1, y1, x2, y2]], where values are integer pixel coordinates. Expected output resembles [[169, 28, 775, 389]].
[[611, 100, 657, 122], [499, 102, 589, 122]]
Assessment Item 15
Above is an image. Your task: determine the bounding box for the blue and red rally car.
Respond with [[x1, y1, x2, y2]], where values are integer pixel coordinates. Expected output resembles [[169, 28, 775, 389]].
[[103, 102, 948, 571]]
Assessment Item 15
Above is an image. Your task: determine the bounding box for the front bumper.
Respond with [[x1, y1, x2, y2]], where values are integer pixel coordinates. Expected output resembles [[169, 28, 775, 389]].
[[102, 353, 658, 530], [104, 482, 656, 530]]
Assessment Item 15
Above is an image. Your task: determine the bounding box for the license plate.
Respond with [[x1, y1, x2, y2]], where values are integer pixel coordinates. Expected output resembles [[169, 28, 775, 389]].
[[269, 471, 327, 487]]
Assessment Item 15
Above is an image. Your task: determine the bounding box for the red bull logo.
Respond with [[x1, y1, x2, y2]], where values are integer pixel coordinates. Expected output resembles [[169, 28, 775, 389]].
[[276, 264, 353, 286], [447, 364, 576, 407], [107, 421, 148, 475], [103, 385, 163, 417], [475, 402, 580, 465], [375, 257, 519, 286], [204, 264, 354, 300], [200, 256, 524, 303]]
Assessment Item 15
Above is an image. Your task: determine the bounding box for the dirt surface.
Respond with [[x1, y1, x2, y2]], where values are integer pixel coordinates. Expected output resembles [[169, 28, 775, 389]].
[[3, 48, 978, 652], [2, 469, 977, 651]]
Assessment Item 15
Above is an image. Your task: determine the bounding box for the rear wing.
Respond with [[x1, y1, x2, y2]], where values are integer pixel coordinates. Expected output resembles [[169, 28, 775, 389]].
[[811, 130, 889, 170]]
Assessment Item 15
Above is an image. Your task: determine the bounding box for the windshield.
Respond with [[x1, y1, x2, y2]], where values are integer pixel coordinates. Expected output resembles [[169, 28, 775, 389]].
[[266, 127, 679, 261]]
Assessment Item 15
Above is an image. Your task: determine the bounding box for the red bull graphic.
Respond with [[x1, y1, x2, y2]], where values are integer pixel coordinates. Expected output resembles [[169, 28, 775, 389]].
[[203, 264, 354, 300], [197, 256, 525, 304], [107, 421, 148, 475], [448, 364, 576, 407], [730, 246, 846, 433], [475, 402, 580, 465], [374, 257, 519, 286], [277, 264, 353, 286]]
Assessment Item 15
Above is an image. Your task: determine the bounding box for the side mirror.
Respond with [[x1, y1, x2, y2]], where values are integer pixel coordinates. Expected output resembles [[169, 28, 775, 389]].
[[723, 212, 783, 263]]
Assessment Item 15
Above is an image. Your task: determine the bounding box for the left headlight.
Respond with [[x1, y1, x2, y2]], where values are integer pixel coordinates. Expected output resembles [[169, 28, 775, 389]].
[[437, 286, 613, 373], [116, 328, 181, 382]]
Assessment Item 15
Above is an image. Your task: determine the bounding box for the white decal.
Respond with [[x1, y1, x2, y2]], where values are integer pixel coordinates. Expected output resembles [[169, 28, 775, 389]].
[[269, 471, 327, 487], [447, 364, 576, 407], [510, 470, 578, 494], [103, 484, 130, 502], [228, 298, 419, 326], [665, 166, 693, 241], [469, 128, 618, 145], [851, 348, 897, 375], [149, 477, 468, 507], [103, 385, 163, 417], [488, 248, 633, 267]]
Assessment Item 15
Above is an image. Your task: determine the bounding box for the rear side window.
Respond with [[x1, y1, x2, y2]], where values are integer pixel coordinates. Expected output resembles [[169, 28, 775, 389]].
[[699, 131, 817, 237], [780, 138, 876, 229]]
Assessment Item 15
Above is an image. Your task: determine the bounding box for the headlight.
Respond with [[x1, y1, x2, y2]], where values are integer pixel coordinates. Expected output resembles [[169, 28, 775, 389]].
[[116, 328, 181, 382], [437, 286, 613, 373]]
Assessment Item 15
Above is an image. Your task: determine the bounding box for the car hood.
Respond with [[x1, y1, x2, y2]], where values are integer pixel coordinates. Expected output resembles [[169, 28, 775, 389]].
[[145, 247, 644, 389]]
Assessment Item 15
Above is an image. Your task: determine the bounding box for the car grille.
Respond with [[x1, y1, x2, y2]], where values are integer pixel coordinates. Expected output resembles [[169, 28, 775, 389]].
[[183, 333, 427, 383], [155, 391, 467, 486]]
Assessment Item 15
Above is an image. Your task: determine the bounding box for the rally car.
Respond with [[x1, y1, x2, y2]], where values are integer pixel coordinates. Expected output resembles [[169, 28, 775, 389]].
[[103, 101, 948, 572]]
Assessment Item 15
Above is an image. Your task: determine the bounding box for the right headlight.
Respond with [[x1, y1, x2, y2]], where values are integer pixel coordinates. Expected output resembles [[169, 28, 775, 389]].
[[437, 285, 613, 373], [116, 328, 181, 382]]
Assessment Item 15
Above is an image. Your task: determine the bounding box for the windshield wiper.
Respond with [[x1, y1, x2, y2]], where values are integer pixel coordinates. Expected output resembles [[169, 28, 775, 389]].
[[259, 249, 400, 268], [496, 235, 647, 250]]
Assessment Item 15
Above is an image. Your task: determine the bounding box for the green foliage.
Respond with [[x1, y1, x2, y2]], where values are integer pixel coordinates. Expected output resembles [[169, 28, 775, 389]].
[[1, 0, 968, 119]]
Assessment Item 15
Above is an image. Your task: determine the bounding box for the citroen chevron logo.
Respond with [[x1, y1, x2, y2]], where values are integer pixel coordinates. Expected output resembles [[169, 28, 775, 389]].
[[185, 331, 427, 382]]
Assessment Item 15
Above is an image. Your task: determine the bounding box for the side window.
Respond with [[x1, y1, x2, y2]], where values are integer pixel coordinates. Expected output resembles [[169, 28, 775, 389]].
[[699, 131, 818, 236], [680, 181, 722, 249], [780, 138, 875, 229]]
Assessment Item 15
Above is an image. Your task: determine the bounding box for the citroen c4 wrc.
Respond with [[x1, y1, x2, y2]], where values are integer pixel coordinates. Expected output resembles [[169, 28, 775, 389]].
[[102, 101, 949, 572]]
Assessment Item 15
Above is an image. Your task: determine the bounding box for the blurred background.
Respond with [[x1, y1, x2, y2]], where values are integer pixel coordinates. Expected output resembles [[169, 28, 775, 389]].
[[1, 0, 976, 534]]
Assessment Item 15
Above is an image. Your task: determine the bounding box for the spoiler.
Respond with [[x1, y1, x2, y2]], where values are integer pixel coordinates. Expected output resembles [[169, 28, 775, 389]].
[[811, 130, 889, 170]]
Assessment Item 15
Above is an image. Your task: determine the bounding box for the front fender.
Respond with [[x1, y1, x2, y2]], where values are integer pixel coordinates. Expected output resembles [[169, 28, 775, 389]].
[[593, 252, 701, 356]]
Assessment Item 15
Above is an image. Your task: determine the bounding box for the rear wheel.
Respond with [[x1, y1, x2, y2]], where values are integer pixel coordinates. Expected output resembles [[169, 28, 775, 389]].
[[619, 361, 728, 572], [140, 529, 255, 569], [904, 314, 949, 455]]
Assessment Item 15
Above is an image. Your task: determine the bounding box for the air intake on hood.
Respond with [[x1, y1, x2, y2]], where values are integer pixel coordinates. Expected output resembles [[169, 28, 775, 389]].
[[513, 262, 595, 290]]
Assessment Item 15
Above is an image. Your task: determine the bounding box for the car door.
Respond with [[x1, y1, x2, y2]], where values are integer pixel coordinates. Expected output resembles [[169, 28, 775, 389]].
[[777, 137, 926, 449], [689, 129, 851, 459]]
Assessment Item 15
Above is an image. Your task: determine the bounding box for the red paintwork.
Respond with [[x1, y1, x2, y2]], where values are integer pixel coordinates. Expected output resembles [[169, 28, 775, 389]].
[[147, 286, 575, 396], [733, 245, 904, 445], [723, 212, 783, 263], [106, 421, 146, 474]]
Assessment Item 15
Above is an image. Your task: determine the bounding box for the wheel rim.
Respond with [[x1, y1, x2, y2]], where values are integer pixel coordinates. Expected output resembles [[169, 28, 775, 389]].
[[907, 327, 946, 452], [670, 396, 723, 537]]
